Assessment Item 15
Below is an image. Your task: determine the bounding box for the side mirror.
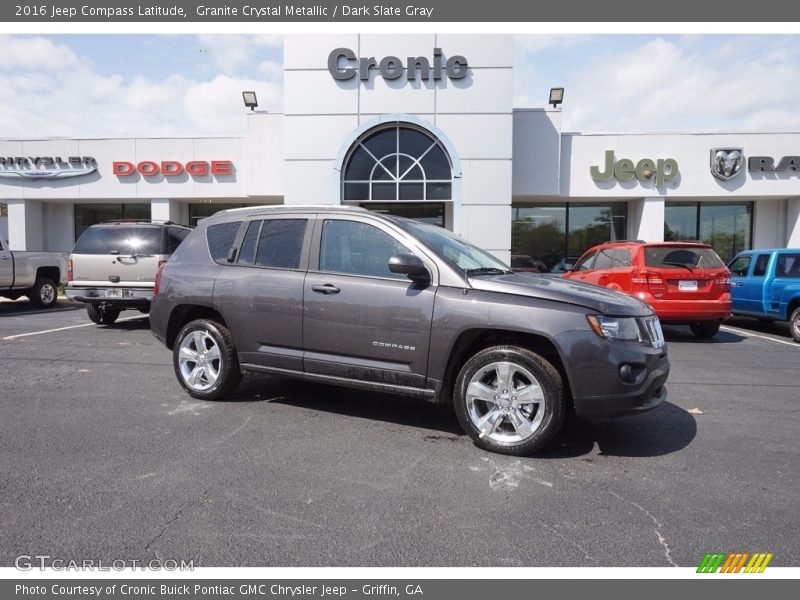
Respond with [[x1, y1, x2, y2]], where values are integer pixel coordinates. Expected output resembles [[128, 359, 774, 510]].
[[389, 253, 430, 284]]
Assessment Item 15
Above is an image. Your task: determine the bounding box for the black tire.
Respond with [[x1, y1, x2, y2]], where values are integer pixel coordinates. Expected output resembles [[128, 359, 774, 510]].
[[30, 277, 57, 308], [689, 320, 721, 339], [790, 307, 800, 343], [453, 345, 565, 456], [173, 319, 242, 400], [86, 304, 120, 325]]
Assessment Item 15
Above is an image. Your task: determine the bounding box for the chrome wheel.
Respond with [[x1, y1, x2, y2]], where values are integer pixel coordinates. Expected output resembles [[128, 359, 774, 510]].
[[178, 330, 222, 391], [465, 361, 546, 443], [40, 283, 56, 305]]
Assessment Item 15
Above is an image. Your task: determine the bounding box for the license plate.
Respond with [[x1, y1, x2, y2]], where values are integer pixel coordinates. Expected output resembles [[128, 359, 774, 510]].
[[104, 288, 123, 298], [678, 280, 698, 292]]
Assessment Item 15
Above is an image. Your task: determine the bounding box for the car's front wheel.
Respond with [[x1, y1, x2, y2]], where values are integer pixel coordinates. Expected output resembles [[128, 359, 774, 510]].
[[689, 320, 720, 339], [453, 345, 565, 456], [173, 319, 242, 400], [789, 307, 800, 343]]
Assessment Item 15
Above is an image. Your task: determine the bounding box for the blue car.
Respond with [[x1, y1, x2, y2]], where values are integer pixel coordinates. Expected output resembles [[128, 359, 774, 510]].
[[728, 249, 800, 342]]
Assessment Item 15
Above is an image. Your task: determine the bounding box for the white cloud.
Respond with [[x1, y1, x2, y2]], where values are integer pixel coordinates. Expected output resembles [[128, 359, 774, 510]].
[[0, 35, 283, 138], [196, 34, 284, 73], [547, 37, 800, 133], [185, 75, 282, 134], [0, 35, 80, 71]]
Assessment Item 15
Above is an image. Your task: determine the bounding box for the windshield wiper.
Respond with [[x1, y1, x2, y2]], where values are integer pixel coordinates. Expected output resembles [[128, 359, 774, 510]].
[[466, 267, 511, 277], [661, 261, 694, 272]]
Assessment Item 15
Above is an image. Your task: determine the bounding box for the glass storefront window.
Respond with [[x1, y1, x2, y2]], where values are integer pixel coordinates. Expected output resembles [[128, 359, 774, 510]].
[[665, 202, 752, 263], [188, 203, 246, 226], [362, 202, 445, 228], [74, 203, 150, 240], [567, 203, 627, 262], [512, 202, 627, 273]]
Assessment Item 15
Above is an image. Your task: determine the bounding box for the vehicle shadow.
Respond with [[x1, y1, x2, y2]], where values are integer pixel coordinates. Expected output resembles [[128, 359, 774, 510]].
[[535, 401, 697, 459], [228, 375, 696, 457], [231, 375, 464, 435], [0, 300, 83, 317], [662, 325, 745, 344], [93, 315, 151, 330]]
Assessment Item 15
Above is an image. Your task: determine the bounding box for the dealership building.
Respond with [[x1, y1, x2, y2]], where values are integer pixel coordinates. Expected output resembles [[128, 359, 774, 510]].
[[2, 34, 799, 267]]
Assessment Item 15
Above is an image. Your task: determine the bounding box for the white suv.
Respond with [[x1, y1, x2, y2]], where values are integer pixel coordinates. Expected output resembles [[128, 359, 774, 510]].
[[66, 220, 192, 324]]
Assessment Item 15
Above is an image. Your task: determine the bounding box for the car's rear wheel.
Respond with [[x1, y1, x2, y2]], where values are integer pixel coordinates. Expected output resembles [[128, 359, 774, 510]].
[[789, 307, 800, 343], [689, 320, 720, 339], [30, 277, 57, 308], [86, 303, 120, 324], [453, 345, 565, 456], [173, 319, 241, 400]]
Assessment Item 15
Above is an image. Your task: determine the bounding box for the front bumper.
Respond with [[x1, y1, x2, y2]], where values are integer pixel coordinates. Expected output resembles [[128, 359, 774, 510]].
[[65, 286, 152, 308], [571, 358, 669, 418], [555, 328, 670, 419]]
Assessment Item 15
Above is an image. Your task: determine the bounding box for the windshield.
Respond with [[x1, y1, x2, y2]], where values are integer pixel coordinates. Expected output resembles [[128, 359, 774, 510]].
[[401, 221, 510, 276], [73, 226, 161, 255]]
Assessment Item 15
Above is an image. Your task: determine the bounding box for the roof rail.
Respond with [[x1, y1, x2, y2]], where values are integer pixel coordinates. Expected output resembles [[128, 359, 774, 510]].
[[102, 219, 175, 225], [219, 204, 368, 214]]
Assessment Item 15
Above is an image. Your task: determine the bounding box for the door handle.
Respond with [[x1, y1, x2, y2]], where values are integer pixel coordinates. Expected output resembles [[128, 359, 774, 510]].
[[311, 284, 340, 294]]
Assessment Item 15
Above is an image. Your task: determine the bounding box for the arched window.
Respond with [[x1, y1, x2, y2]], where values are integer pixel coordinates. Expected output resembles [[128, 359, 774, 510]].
[[342, 125, 453, 202]]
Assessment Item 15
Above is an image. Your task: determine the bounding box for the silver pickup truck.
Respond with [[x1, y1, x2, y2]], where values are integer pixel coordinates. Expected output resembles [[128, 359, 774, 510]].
[[0, 238, 68, 308]]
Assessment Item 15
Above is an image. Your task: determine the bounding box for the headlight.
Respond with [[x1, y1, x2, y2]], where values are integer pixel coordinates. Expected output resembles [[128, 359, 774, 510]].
[[587, 315, 644, 342]]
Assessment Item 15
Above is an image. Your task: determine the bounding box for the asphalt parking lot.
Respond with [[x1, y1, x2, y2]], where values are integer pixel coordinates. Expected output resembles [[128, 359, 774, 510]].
[[1, 299, 798, 568]]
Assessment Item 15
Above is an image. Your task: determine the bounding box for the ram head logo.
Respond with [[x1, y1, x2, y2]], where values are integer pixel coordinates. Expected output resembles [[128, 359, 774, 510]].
[[710, 148, 744, 181]]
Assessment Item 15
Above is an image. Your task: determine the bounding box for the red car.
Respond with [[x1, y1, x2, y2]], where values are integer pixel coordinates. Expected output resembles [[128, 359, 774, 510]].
[[562, 241, 731, 338]]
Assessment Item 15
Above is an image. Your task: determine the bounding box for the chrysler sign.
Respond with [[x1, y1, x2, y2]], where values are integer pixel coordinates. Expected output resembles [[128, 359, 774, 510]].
[[0, 156, 97, 180]]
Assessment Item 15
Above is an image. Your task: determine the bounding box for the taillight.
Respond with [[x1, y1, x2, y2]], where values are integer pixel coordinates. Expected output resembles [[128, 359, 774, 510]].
[[153, 260, 167, 297], [632, 270, 664, 288], [67, 258, 73, 282], [715, 274, 731, 291]]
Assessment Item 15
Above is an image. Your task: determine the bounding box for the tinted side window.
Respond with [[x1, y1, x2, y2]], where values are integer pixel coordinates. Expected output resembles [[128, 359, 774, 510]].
[[206, 221, 241, 263], [167, 227, 191, 254], [572, 250, 597, 272], [319, 220, 407, 279], [592, 249, 615, 270], [728, 255, 751, 277], [776, 254, 800, 278], [255, 219, 307, 269], [237, 221, 261, 266], [753, 254, 770, 277], [612, 249, 632, 268]]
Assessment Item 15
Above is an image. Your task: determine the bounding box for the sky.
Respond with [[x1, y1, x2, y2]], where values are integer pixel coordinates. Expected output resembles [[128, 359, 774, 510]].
[[1, 34, 799, 138]]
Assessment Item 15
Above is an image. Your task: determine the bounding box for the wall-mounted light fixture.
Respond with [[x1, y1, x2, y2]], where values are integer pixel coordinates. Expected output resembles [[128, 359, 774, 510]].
[[242, 91, 258, 111], [549, 87, 564, 108]]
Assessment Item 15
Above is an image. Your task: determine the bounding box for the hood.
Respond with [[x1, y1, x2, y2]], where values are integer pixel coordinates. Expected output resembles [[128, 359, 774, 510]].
[[469, 272, 653, 317]]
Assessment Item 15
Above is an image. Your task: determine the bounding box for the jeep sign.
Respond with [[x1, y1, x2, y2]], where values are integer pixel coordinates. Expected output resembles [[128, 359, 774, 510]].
[[591, 150, 679, 187]]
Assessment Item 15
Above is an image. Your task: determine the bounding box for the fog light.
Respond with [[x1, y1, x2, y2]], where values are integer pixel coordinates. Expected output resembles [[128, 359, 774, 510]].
[[619, 363, 645, 383]]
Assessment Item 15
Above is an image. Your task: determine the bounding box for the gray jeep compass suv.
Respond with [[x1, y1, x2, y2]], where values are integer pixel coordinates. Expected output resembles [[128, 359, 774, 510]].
[[150, 206, 669, 455]]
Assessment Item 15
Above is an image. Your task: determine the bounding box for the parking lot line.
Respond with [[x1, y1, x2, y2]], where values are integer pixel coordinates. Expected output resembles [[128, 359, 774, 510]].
[[720, 325, 799, 348], [1, 315, 148, 340]]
